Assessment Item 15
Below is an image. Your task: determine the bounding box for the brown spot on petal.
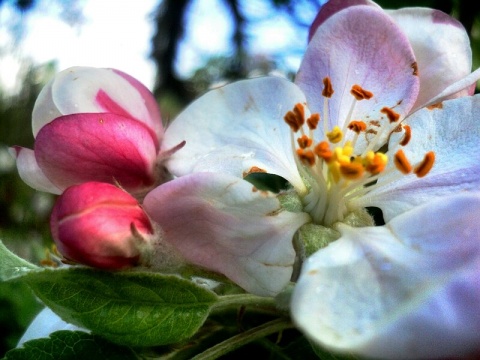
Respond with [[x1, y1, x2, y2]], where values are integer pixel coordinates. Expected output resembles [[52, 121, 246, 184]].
[[427, 102, 443, 110], [411, 62, 418, 76]]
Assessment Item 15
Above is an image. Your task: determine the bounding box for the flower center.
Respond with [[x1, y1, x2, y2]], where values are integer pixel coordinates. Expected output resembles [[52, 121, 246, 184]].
[[284, 77, 435, 226]]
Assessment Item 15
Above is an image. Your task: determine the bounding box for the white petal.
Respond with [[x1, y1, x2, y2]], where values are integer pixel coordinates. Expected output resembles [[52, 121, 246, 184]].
[[17, 307, 86, 346], [163, 77, 308, 193], [11, 147, 62, 194], [387, 8, 476, 110], [352, 95, 480, 221], [292, 193, 480, 359]]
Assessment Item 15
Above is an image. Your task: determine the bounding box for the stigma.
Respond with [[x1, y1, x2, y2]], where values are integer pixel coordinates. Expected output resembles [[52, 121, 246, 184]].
[[283, 77, 435, 226]]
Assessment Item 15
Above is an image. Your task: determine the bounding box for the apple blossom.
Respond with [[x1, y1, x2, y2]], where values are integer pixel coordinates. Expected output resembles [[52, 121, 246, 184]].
[[50, 182, 155, 269], [152, 1, 480, 358], [11, 67, 180, 198]]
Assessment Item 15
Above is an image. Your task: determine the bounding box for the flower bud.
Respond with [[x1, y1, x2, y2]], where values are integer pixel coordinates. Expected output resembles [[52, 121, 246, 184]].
[[50, 182, 154, 269]]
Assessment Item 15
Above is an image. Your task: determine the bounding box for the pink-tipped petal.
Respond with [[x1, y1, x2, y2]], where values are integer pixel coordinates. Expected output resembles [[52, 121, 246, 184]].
[[292, 193, 480, 359], [296, 6, 419, 148], [11, 146, 62, 194], [33, 67, 161, 138], [112, 68, 163, 141], [35, 113, 158, 195], [143, 173, 310, 296], [308, 0, 379, 41], [388, 8, 478, 111]]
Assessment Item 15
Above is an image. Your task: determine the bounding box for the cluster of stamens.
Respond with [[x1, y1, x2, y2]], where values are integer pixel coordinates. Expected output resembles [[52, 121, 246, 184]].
[[283, 77, 435, 225]]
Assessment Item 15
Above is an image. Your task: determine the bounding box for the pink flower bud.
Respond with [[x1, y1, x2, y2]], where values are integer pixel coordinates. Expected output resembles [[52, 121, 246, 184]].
[[50, 182, 154, 269]]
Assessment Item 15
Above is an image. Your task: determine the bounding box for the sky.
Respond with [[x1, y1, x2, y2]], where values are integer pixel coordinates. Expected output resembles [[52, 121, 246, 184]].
[[0, 0, 316, 94]]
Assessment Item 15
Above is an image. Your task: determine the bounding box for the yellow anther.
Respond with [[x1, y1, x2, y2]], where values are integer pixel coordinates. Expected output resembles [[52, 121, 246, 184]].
[[334, 147, 350, 164], [414, 151, 435, 178], [328, 161, 341, 183], [322, 77, 334, 98], [340, 162, 365, 180], [297, 135, 313, 149], [394, 149, 412, 174], [327, 126, 343, 143]]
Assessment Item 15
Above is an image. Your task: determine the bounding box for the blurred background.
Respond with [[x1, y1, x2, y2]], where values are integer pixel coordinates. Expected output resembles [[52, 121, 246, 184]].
[[1, 0, 479, 356]]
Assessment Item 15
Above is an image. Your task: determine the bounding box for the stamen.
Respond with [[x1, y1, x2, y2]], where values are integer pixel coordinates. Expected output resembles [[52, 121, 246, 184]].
[[322, 77, 334, 98], [284, 103, 306, 132], [364, 151, 388, 175], [314, 141, 333, 162], [381, 107, 400, 123], [307, 113, 320, 130], [327, 126, 343, 143], [414, 151, 435, 178], [394, 149, 412, 174], [347, 120, 367, 134], [350, 85, 373, 100], [400, 125, 411, 146], [340, 162, 364, 180], [297, 135, 313, 149], [296, 149, 316, 166]]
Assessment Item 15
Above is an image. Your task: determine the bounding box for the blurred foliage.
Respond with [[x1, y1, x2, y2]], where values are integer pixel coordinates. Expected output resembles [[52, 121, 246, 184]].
[[1, 0, 480, 357]]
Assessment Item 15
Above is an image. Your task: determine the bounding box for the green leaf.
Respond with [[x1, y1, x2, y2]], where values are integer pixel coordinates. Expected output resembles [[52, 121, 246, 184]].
[[3, 330, 137, 360], [23, 268, 218, 347], [0, 241, 39, 282]]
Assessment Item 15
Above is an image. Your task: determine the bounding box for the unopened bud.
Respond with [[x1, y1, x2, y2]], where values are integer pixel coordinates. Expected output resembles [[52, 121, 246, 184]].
[[50, 182, 154, 269]]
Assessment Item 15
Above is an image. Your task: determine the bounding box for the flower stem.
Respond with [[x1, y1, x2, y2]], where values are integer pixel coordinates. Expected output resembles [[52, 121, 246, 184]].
[[190, 318, 294, 360], [211, 293, 277, 312]]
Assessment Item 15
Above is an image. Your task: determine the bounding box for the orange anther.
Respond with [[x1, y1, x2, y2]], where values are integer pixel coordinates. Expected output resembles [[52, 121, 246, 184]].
[[297, 135, 313, 149], [314, 141, 333, 162], [307, 113, 320, 130], [394, 149, 412, 174], [293, 103, 305, 125], [350, 85, 373, 100], [296, 148, 316, 166], [347, 120, 367, 134], [400, 125, 411, 146], [322, 77, 334, 98], [381, 107, 400, 123], [284, 111, 300, 132], [365, 153, 387, 175], [414, 151, 435, 178], [340, 162, 365, 180]]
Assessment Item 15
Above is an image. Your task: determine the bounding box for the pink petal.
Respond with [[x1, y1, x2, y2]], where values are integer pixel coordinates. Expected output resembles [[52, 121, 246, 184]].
[[143, 173, 310, 296], [51, 182, 153, 269], [308, 0, 379, 41], [296, 5, 419, 145], [112, 68, 163, 141], [35, 113, 158, 195], [10, 146, 62, 194]]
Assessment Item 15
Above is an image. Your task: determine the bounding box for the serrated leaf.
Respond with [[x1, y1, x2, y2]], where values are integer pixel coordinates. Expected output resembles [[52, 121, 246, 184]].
[[3, 330, 137, 360], [0, 241, 39, 281], [24, 268, 218, 346]]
